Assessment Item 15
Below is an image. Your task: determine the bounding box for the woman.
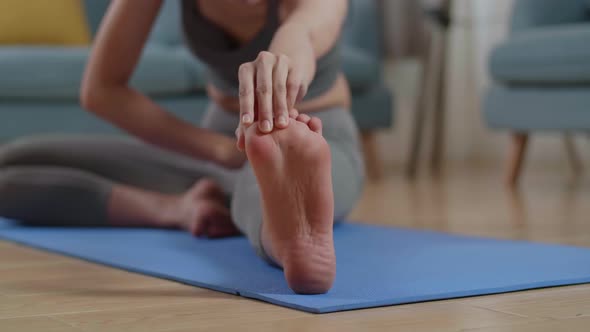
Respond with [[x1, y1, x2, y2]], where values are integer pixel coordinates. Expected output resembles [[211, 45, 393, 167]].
[[0, 0, 364, 294]]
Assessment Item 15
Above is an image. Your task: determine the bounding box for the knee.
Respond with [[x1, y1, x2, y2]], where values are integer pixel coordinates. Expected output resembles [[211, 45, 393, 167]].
[[0, 169, 23, 216], [0, 137, 50, 166], [0, 171, 9, 194]]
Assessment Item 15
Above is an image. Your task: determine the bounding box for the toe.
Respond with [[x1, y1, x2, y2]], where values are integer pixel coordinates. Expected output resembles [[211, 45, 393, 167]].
[[191, 179, 224, 201], [206, 221, 239, 238], [289, 109, 299, 119], [186, 199, 232, 237], [308, 117, 323, 135], [296, 113, 311, 124], [190, 217, 207, 238], [244, 125, 278, 163]]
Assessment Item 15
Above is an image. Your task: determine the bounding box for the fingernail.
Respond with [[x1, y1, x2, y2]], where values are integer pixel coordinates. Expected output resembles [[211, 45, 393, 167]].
[[261, 120, 272, 132], [242, 114, 252, 124], [277, 115, 288, 126]]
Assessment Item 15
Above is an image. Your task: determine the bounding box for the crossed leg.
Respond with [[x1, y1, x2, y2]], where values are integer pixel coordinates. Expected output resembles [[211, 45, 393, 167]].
[[0, 136, 238, 237]]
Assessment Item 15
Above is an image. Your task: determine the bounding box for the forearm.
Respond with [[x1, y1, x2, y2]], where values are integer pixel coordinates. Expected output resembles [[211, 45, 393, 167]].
[[269, 22, 316, 87], [268, 0, 347, 88], [80, 0, 241, 167], [235, 0, 347, 142], [83, 85, 233, 163]]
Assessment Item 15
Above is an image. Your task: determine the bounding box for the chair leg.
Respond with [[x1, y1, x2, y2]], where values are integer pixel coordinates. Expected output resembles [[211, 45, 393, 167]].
[[506, 133, 529, 187], [406, 23, 435, 178], [563, 134, 583, 175], [361, 131, 382, 181], [430, 25, 448, 175]]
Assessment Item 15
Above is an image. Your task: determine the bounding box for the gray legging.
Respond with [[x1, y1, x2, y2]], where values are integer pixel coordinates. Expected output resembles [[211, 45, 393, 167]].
[[0, 104, 364, 259]]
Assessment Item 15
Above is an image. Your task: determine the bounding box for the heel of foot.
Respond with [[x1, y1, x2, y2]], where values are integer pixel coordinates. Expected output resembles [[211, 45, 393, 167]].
[[282, 245, 336, 294]]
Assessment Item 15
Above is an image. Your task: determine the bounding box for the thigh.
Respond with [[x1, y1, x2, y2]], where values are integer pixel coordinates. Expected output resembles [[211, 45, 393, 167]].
[[329, 143, 365, 220], [230, 162, 263, 246], [0, 135, 234, 194], [313, 107, 366, 220]]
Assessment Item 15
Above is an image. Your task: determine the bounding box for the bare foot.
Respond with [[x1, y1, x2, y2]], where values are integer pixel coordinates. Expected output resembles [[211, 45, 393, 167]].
[[244, 115, 335, 294], [179, 179, 240, 238]]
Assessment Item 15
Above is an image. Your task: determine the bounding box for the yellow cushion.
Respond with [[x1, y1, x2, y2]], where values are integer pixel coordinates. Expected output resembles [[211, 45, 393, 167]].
[[0, 0, 91, 45]]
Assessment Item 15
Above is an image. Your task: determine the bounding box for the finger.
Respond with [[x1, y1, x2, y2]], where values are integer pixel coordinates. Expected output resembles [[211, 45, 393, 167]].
[[238, 63, 255, 126], [286, 70, 302, 111], [235, 126, 246, 151], [296, 113, 311, 125], [297, 83, 309, 104], [272, 55, 289, 128], [256, 52, 275, 133], [309, 117, 323, 135]]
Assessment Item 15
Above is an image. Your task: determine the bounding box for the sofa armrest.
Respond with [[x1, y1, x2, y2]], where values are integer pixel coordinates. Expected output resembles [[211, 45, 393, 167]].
[[510, 0, 589, 33]]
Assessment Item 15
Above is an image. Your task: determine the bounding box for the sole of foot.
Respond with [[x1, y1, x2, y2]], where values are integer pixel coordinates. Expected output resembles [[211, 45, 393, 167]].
[[245, 115, 335, 294]]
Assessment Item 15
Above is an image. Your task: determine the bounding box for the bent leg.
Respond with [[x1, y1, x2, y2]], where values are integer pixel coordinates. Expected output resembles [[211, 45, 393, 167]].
[[0, 165, 237, 236], [0, 135, 235, 193], [0, 135, 237, 234], [230, 163, 265, 252]]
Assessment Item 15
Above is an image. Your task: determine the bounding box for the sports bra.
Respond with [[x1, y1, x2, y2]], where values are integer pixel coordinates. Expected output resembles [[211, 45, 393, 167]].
[[181, 0, 341, 100]]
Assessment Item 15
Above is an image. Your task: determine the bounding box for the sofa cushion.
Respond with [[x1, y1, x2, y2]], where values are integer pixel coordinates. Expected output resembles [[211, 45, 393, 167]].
[[83, 1, 183, 46], [0, 45, 206, 100], [491, 23, 590, 84], [149, 0, 183, 46], [0, 0, 91, 46], [484, 85, 590, 131], [342, 45, 380, 92]]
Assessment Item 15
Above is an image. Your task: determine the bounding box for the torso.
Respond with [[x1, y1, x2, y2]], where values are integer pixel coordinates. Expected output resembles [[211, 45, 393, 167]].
[[190, 0, 351, 113]]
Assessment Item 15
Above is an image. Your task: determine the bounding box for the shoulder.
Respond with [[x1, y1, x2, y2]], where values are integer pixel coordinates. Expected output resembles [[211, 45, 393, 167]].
[[277, 0, 297, 23]]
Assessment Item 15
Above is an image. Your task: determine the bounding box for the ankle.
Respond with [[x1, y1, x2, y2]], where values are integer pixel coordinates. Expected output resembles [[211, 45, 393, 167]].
[[108, 186, 184, 228], [152, 195, 186, 228]]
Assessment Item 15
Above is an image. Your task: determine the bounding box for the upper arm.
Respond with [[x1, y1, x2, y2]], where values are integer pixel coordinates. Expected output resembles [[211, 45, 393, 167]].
[[82, 0, 162, 91], [281, 0, 348, 56]]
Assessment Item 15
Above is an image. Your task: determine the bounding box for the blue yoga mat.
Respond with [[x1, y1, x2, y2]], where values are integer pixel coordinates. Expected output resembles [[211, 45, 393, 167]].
[[1, 217, 589, 313]]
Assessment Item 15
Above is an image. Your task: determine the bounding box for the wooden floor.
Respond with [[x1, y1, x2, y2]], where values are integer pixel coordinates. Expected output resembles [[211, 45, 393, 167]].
[[1, 166, 589, 332]]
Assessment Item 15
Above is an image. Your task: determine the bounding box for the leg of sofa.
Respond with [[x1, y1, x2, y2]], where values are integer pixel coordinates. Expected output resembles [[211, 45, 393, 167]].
[[430, 25, 448, 176], [361, 131, 382, 182], [507, 133, 529, 187]]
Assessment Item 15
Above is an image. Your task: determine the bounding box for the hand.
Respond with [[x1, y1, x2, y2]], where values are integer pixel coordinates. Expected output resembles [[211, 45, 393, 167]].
[[236, 51, 310, 150]]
